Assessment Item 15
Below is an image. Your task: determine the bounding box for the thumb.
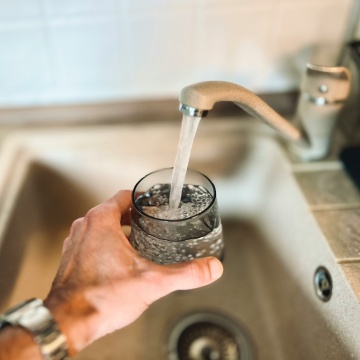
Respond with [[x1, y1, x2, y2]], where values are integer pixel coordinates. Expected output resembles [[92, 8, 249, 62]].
[[161, 257, 223, 293]]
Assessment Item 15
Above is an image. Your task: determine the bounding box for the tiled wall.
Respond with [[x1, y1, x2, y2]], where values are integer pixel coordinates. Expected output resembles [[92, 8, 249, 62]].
[[0, 0, 354, 107]]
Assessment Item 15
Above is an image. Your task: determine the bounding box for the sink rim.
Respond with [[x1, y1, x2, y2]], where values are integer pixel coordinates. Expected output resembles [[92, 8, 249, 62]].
[[0, 120, 359, 358]]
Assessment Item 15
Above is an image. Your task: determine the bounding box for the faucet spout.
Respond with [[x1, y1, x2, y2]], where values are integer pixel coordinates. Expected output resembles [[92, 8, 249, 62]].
[[179, 81, 307, 147], [179, 64, 351, 161]]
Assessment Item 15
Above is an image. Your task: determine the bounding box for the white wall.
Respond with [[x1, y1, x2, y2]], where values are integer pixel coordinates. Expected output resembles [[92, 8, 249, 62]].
[[0, 0, 354, 107]]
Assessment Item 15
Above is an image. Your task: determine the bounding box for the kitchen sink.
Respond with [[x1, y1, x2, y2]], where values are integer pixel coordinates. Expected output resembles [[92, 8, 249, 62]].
[[0, 118, 359, 359]]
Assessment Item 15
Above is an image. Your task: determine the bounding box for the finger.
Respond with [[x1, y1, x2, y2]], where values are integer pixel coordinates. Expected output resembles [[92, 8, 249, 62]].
[[69, 217, 84, 238], [63, 217, 84, 254], [86, 190, 132, 226], [159, 257, 223, 293], [108, 190, 132, 225]]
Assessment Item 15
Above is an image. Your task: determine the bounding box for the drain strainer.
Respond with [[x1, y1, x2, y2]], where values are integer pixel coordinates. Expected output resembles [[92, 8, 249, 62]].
[[168, 312, 253, 360]]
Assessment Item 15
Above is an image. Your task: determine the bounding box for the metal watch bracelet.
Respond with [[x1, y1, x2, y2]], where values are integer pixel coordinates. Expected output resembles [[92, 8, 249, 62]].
[[0, 298, 70, 360]]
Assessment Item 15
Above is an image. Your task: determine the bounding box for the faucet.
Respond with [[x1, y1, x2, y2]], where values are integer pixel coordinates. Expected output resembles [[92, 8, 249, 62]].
[[179, 64, 351, 161]]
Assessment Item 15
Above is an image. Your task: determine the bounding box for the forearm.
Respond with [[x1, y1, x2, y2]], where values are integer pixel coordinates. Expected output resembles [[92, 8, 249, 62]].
[[0, 326, 42, 360]]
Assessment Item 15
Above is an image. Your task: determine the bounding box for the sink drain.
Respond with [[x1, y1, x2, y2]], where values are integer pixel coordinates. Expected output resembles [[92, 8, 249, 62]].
[[168, 312, 253, 360]]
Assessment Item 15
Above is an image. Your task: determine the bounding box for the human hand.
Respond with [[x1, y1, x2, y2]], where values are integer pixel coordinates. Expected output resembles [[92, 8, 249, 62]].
[[44, 190, 223, 356]]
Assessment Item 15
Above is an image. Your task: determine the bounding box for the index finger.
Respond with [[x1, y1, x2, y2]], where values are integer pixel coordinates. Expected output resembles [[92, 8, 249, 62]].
[[107, 189, 132, 225], [88, 190, 132, 226]]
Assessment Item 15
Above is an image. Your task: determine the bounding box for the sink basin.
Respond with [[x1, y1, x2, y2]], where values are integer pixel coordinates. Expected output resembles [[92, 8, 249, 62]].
[[0, 118, 359, 359]]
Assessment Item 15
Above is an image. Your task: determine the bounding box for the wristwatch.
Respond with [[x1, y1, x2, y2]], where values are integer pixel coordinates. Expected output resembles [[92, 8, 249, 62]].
[[0, 298, 70, 360]]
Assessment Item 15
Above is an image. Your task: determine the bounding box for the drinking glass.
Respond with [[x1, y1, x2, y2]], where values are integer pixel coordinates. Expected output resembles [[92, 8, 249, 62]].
[[130, 168, 223, 264]]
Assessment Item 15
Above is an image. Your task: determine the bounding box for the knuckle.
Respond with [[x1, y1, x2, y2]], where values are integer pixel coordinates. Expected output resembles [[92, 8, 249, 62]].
[[70, 217, 83, 230], [83, 206, 106, 227], [85, 203, 114, 224], [85, 206, 101, 219], [62, 237, 70, 253], [68, 217, 84, 238]]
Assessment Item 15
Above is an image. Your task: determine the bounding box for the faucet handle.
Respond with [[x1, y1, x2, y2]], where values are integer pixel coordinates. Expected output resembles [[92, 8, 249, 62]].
[[291, 63, 351, 161], [301, 63, 351, 105]]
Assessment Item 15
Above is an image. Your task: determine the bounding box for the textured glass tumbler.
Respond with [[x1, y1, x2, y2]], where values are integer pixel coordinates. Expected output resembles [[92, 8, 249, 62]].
[[130, 168, 224, 264]]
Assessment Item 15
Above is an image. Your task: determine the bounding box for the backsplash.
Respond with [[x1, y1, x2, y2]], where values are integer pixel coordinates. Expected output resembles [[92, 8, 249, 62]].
[[0, 0, 353, 107]]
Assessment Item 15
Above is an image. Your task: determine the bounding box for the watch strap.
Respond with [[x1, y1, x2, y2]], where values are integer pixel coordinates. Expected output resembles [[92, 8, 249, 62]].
[[0, 298, 70, 360]]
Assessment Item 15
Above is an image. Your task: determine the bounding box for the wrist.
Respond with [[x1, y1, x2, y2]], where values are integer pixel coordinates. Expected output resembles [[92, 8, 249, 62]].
[[0, 326, 42, 360], [44, 290, 98, 357], [0, 298, 72, 359]]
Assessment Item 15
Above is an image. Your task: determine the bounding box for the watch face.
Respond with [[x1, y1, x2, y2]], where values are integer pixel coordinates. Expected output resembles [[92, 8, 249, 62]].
[[3, 299, 49, 329], [20, 305, 50, 328]]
